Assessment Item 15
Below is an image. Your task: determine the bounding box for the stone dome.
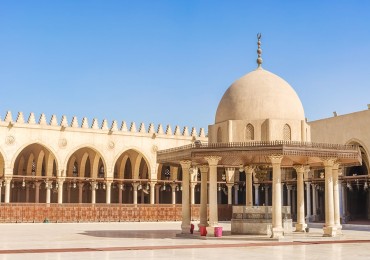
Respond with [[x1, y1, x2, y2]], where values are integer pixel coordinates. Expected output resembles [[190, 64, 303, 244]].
[[215, 68, 305, 123]]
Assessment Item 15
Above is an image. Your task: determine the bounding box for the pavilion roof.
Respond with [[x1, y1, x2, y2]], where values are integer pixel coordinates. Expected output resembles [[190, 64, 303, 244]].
[[157, 141, 362, 168]]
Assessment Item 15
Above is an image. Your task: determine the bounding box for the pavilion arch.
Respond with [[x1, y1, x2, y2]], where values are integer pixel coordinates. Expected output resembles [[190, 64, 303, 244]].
[[11, 142, 60, 176], [0, 150, 5, 176], [345, 138, 370, 176], [112, 148, 152, 181], [12, 143, 59, 177], [65, 146, 107, 179], [344, 138, 370, 220]]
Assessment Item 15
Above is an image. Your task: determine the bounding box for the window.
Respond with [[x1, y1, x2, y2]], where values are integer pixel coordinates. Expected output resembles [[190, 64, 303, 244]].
[[283, 124, 291, 141], [217, 127, 222, 143], [245, 124, 254, 141]]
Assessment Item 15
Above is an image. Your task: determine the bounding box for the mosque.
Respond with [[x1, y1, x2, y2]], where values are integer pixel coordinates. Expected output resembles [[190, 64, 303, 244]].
[[0, 35, 368, 238]]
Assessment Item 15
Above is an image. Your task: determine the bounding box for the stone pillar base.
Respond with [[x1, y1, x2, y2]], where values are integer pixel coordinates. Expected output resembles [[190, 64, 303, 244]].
[[181, 224, 191, 234], [271, 227, 284, 239], [336, 225, 343, 235], [198, 223, 207, 229], [206, 226, 216, 236], [323, 226, 337, 237], [295, 223, 307, 232]]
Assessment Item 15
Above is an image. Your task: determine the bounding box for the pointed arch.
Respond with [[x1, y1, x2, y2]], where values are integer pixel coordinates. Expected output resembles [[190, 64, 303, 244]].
[[26, 153, 35, 176], [17, 156, 25, 176]]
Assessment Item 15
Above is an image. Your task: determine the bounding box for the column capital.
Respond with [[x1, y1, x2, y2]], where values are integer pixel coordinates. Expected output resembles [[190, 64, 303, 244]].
[[254, 183, 260, 188], [180, 160, 192, 169], [268, 155, 283, 164], [244, 165, 255, 174], [149, 181, 157, 186], [57, 178, 65, 183], [322, 158, 337, 167], [333, 163, 340, 170], [286, 184, 292, 190], [204, 156, 221, 166], [199, 165, 209, 173], [226, 183, 234, 188], [293, 165, 306, 174], [225, 167, 235, 183], [311, 183, 316, 188]]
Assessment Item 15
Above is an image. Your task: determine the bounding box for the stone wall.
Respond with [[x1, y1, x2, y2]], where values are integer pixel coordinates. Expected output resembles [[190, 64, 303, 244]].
[[0, 204, 232, 223]]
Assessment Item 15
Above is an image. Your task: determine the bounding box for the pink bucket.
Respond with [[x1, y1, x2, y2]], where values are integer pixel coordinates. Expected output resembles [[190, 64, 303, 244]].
[[214, 226, 223, 237]]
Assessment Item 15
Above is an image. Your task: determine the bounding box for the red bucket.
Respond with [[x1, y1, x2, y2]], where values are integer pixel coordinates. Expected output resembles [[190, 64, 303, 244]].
[[200, 226, 207, 236], [214, 226, 223, 237]]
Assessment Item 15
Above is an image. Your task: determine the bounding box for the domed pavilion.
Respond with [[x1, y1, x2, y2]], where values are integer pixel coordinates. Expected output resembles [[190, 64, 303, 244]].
[[157, 35, 361, 238]]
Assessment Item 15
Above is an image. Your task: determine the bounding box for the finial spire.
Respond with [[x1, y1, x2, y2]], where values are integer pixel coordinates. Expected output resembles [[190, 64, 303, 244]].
[[257, 33, 263, 69]]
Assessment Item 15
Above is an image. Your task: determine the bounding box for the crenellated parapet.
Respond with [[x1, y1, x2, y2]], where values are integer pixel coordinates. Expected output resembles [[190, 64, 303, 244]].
[[1, 111, 207, 139]]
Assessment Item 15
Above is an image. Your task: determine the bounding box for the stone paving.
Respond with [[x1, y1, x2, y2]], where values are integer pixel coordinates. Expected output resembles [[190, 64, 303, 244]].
[[0, 221, 370, 259]]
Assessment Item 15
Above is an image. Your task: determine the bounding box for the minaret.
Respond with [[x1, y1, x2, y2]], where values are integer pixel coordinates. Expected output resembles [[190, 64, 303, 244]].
[[257, 33, 263, 69]]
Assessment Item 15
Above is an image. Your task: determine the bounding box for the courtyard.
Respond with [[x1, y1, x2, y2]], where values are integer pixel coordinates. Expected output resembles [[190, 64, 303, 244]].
[[0, 221, 370, 259]]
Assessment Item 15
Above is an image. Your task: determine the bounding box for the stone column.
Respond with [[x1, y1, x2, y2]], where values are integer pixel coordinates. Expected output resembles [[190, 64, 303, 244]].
[[292, 187, 296, 218], [46, 181, 52, 204], [67, 184, 71, 203], [190, 182, 196, 205], [234, 185, 239, 205], [306, 181, 311, 222], [171, 183, 177, 205], [118, 183, 123, 204], [155, 185, 160, 204], [227, 184, 234, 205], [264, 185, 269, 206], [4, 178, 12, 203], [286, 185, 292, 207], [57, 179, 64, 204], [35, 182, 41, 203], [244, 166, 254, 206], [269, 155, 284, 238], [78, 183, 84, 203], [180, 160, 192, 234], [254, 184, 260, 206], [199, 165, 208, 227], [294, 165, 307, 232], [341, 183, 347, 223], [132, 183, 139, 205], [149, 182, 156, 204], [105, 181, 112, 204], [91, 182, 97, 204], [323, 158, 337, 237], [311, 184, 317, 220], [205, 156, 221, 236], [25, 184, 30, 203], [332, 164, 342, 231]]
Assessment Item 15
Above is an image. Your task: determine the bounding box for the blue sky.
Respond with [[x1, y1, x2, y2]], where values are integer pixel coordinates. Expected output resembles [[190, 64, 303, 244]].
[[1, 1, 369, 131]]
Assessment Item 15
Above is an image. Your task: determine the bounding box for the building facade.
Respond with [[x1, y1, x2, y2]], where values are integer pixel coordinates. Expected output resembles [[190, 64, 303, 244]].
[[0, 38, 369, 232]]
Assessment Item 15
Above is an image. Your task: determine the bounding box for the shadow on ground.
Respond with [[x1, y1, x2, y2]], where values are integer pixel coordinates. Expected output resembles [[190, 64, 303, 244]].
[[79, 230, 178, 239]]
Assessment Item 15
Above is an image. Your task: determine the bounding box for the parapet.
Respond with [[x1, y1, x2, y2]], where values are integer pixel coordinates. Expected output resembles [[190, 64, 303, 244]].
[[1, 111, 207, 139]]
